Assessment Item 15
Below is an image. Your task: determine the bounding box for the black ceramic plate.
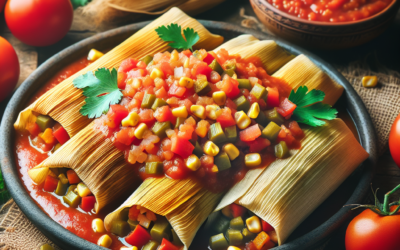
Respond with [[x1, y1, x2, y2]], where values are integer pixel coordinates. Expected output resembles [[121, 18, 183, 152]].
[[0, 21, 377, 250]]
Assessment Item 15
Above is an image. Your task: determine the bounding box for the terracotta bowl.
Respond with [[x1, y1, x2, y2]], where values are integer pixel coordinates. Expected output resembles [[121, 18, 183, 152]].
[[250, 0, 400, 49]]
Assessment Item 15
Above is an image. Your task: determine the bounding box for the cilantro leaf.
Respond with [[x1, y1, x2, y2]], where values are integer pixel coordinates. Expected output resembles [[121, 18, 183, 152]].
[[289, 86, 337, 127], [155, 23, 200, 51], [73, 68, 123, 119]]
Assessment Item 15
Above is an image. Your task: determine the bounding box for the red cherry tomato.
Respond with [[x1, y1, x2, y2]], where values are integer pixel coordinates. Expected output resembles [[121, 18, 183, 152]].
[[389, 113, 400, 168], [5, 0, 73, 46], [0, 36, 19, 102], [345, 206, 400, 250]]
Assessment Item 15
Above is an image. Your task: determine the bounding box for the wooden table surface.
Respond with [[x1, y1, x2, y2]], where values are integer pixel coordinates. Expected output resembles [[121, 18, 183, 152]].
[[1, 1, 400, 249]]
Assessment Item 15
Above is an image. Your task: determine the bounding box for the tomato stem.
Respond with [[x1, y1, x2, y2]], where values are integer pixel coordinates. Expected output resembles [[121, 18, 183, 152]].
[[383, 184, 400, 214]]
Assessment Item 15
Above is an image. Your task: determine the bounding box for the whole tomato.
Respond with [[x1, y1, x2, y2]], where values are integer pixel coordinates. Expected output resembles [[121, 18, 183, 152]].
[[346, 206, 400, 250], [4, 0, 73, 46], [0, 36, 19, 102], [389, 113, 400, 168]]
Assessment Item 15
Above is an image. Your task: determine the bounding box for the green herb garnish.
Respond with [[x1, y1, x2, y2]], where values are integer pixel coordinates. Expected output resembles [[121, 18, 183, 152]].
[[289, 86, 337, 127], [155, 23, 200, 51], [0, 170, 10, 203], [73, 68, 123, 118]]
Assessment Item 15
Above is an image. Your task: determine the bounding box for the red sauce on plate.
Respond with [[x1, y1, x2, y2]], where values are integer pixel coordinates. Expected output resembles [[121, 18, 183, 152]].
[[267, 0, 393, 22]]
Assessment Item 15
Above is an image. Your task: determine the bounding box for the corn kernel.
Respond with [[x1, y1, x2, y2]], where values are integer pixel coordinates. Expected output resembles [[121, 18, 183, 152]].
[[121, 247, 138, 250], [186, 154, 201, 171], [171, 50, 179, 61], [228, 247, 241, 250], [206, 105, 220, 120], [362, 76, 378, 88], [184, 57, 190, 68], [132, 78, 142, 89], [92, 218, 106, 233], [121, 111, 140, 127], [150, 68, 164, 79], [87, 49, 104, 61], [97, 234, 112, 248], [211, 165, 219, 173], [134, 123, 148, 139], [246, 216, 262, 234], [212, 91, 227, 106], [245, 153, 261, 168], [235, 111, 251, 129], [77, 182, 92, 197], [222, 143, 240, 161], [204, 141, 220, 156], [172, 106, 188, 118], [179, 76, 194, 88], [247, 102, 260, 119], [190, 105, 206, 119]]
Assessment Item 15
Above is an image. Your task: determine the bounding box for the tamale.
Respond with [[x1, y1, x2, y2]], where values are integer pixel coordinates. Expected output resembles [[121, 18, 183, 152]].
[[104, 178, 223, 249], [14, 7, 223, 137], [215, 119, 368, 245]]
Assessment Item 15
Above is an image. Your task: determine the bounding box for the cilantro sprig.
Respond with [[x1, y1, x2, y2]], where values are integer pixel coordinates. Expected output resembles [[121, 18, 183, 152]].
[[73, 68, 123, 118], [289, 86, 337, 127], [155, 23, 200, 51]]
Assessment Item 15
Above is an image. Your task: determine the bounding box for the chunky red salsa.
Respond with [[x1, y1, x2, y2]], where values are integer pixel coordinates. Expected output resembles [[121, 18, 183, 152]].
[[267, 0, 393, 22]]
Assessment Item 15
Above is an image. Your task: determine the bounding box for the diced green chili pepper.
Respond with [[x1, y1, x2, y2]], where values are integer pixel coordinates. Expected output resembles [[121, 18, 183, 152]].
[[110, 220, 131, 237], [208, 122, 227, 144], [145, 162, 164, 175], [212, 214, 230, 233], [50, 168, 60, 177], [224, 126, 237, 143], [171, 229, 183, 246], [209, 233, 229, 250], [140, 55, 153, 65], [209, 59, 223, 75], [58, 173, 68, 184], [230, 216, 245, 230], [143, 240, 159, 250], [227, 229, 243, 246], [250, 83, 268, 100], [237, 79, 252, 90], [55, 180, 68, 196], [141, 94, 156, 109], [63, 190, 81, 208], [40, 244, 55, 250], [120, 207, 130, 221], [36, 115, 55, 132], [264, 108, 284, 125], [224, 69, 235, 77], [255, 111, 268, 127], [175, 117, 185, 129], [194, 79, 212, 96], [66, 185, 77, 195], [275, 141, 289, 159], [214, 152, 231, 171], [152, 121, 171, 139], [242, 228, 257, 242], [151, 98, 168, 111], [224, 60, 237, 71], [52, 143, 61, 153], [262, 122, 281, 141], [233, 96, 250, 113], [193, 141, 203, 158], [128, 219, 139, 230], [151, 218, 172, 243]]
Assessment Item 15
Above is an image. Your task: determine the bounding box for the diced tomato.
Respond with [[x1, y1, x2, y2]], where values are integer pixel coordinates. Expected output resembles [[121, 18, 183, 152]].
[[160, 62, 174, 78], [203, 53, 215, 65], [118, 58, 138, 73], [136, 60, 147, 69], [225, 98, 237, 113], [154, 106, 174, 123], [129, 206, 140, 220], [117, 71, 127, 89], [139, 109, 155, 127], [105, 105, 129, 129], [230, 203, 247, 218], [288, 121, 304, 138], [53, 126, 70, 145], [277, 125, 296, 146], [247, 137, 271, 153], [178, 124, 194, 140], [194, 64, 212, 81], [159, 238, 180, 250], [116, 128, 136, 146], [171, 136, 194, 158], [181, 49, 192, 58], [240, 124, 262, 142], [168, 84, 186, 98], [276, 98, 296, 118], [217, 75, 240, 98], [66, 170, 80, 185], [164, 156, 190, 179], [80, 196, 96, 212], [128, 69, 146, 78], [155, 86, 168, 99], [43, 175, 58, 192], [125, 225, 152, 248], [262, 220, 274, 232], [216, 108, 236, 128], [266, 87, 280, 107], [26, 122, 41, 137], [244, 242, 258, 250]]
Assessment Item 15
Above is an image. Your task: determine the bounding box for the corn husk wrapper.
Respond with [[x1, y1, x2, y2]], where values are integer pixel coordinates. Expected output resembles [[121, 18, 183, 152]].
[[214, 35, 295, 74], [104, 178, 223, 249], [14, 7, 223, 137]]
